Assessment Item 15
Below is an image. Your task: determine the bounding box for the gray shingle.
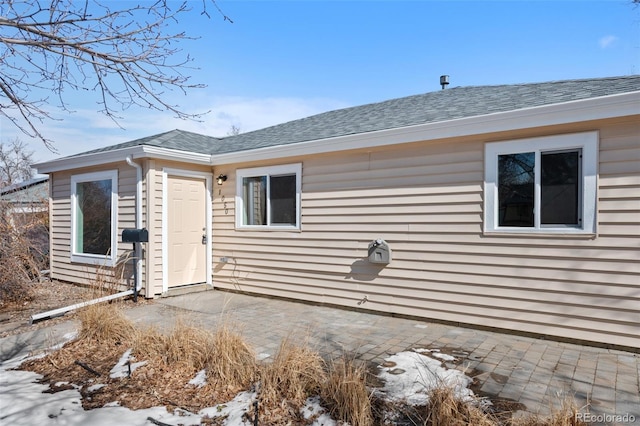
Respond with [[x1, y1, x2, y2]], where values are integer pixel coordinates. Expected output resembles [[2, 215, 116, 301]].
[[74, 129, 221, 156], [73, 76, 640, 158]]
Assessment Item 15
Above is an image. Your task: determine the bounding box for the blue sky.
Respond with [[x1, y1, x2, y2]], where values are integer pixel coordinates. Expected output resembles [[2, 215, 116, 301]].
[[1, 0, 638, 163]]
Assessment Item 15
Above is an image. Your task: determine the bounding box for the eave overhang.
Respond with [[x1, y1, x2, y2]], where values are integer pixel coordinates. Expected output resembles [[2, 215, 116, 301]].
[[34, 145, 212, 174], [34, 91, 639, 174]]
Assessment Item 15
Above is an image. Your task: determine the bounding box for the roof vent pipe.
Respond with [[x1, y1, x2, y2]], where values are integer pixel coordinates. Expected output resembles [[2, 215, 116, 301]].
[[440, 75, 449, 90]]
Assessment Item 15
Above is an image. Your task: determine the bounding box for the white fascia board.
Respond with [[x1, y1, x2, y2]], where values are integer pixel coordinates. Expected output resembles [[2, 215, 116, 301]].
[[34, 145, 212, 174], [139, 146, 212, 165], [211, 91, 640, 166]]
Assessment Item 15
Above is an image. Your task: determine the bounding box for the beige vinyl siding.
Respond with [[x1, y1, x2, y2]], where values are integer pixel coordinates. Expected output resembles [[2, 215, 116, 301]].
[[49, 163, 137, 290], [212, 119, 640, 348]]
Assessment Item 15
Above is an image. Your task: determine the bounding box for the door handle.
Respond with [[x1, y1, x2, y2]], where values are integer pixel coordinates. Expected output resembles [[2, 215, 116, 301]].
[[202, 234, 207, 245]]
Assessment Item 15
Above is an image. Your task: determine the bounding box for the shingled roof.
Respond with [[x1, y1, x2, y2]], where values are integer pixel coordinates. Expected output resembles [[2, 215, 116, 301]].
[[76, 75, 640, 158]]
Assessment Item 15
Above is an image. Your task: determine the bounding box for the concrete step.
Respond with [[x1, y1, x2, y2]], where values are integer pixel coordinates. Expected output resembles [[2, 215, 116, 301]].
[[164, 283, 212, 297]]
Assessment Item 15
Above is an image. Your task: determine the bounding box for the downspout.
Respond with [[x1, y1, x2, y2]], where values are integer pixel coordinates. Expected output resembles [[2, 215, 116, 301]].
[[125, 156, 143, 299]]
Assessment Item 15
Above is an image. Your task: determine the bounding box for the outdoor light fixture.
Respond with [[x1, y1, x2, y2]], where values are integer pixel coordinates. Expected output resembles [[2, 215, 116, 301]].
[[216, 174, 227, 185]]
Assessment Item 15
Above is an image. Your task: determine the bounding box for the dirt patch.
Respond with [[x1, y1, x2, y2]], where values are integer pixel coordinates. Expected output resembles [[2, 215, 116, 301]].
[[0, 280, 148, 339], [0, 280, 86, 338]]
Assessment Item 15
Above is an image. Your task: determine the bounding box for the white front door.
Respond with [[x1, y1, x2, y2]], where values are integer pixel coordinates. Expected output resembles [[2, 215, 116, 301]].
[[167, 175, 207, 287]]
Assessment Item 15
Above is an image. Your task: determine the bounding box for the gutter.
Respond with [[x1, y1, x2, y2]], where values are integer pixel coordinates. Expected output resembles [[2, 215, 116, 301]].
[[125, 156, 143, 298], [34, 145, 212, 174], [210, 91, 640, 166]]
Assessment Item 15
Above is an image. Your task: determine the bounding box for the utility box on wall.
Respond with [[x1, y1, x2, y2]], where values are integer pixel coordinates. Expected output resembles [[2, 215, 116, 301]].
[[368, 239, 391, 264]]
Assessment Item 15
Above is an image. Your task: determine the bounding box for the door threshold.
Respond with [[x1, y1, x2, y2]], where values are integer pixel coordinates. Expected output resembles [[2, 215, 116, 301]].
[[164, 283, 213, 297]]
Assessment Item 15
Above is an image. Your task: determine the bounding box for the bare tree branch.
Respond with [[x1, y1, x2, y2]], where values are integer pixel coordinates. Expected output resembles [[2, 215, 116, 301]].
[[0, 0, 230, 149], [0, 138, 34, 188]]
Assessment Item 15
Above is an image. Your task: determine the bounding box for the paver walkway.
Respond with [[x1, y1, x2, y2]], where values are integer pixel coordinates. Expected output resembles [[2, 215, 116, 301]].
[[126, 289, 639, 424]]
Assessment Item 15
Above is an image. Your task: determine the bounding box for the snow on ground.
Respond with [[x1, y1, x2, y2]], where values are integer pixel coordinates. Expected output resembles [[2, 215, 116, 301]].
[[377, 350, 474, 406], [109, 349, 148, 379], [301, 396, 338, 426], [0, 357, 255, 426], [188, 369, 207, 388], [0, 343, 476, 425], [413, 348, 456, 362]]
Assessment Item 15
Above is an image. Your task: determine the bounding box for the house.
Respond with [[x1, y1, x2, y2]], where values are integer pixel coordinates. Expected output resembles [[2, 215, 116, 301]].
[[34, 76, 640, 350], [0, 175, 49, 230], [0, 176, 49, 216], [0, 176, 50, 266]]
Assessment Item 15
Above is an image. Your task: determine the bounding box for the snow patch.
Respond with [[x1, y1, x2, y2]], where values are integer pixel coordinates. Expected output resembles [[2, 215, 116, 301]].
[[188, 369, 207, 388], [200, 390, 256, 425], [109, 349, 147, 379], [87, 384, 106, 392], [414, 348, 456, 362], [377, 351, 473, 406], [301, 396, 338, 426]]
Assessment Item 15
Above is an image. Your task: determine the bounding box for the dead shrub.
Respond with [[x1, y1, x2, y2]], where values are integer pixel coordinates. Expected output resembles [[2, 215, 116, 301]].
[[421, 385, 495, 426], [321, 357, 373, 426], [205, 323, 256, 390], [134, 320, 212, 369], [259, 337, 326, 413], [134, 319, 255, 392], [77, 302, 135, 343], [0, 202, 48, 307]]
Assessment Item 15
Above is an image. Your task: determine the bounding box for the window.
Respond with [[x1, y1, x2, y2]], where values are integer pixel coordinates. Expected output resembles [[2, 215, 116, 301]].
[[71, 170, 118, 265], [484, 132, 597, 234], [236, 164, 301, 229]]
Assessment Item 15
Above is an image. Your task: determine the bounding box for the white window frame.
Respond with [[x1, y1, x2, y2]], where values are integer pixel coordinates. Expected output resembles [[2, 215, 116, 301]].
[[235, 163, 302, 230], [70, 170, 118, 266], [484, 132, 598, 234]]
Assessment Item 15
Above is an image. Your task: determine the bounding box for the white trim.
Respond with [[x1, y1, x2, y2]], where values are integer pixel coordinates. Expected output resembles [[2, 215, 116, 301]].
[[70, 170, 119, 266], [211, 91, 638, 166], [125, 156, 144, 294], [484, 131, 598, 235], [235, 163, 302, 231], [161, 168, 213, 294], [33, 92, 638, 174], [35, 145, 212, 174]]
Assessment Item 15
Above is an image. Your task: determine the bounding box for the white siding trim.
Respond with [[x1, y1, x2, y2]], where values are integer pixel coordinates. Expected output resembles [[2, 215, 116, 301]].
[[70, 170, 119, 266], [161, 168, 213, 293], [35, 146, 211, 174]]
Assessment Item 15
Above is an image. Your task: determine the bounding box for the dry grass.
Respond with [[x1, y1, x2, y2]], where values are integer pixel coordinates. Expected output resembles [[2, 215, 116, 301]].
[[206, 323, 256, 390], [135, 319, 214, 368], [321, 357, 373, 426], [77, 302, 135, 343], [421, 385, 496, 426], [508, 395, 587, 426], [134, 319, 256, 392], [401, 386, 588, 426], [259, 336, 326, 414]]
